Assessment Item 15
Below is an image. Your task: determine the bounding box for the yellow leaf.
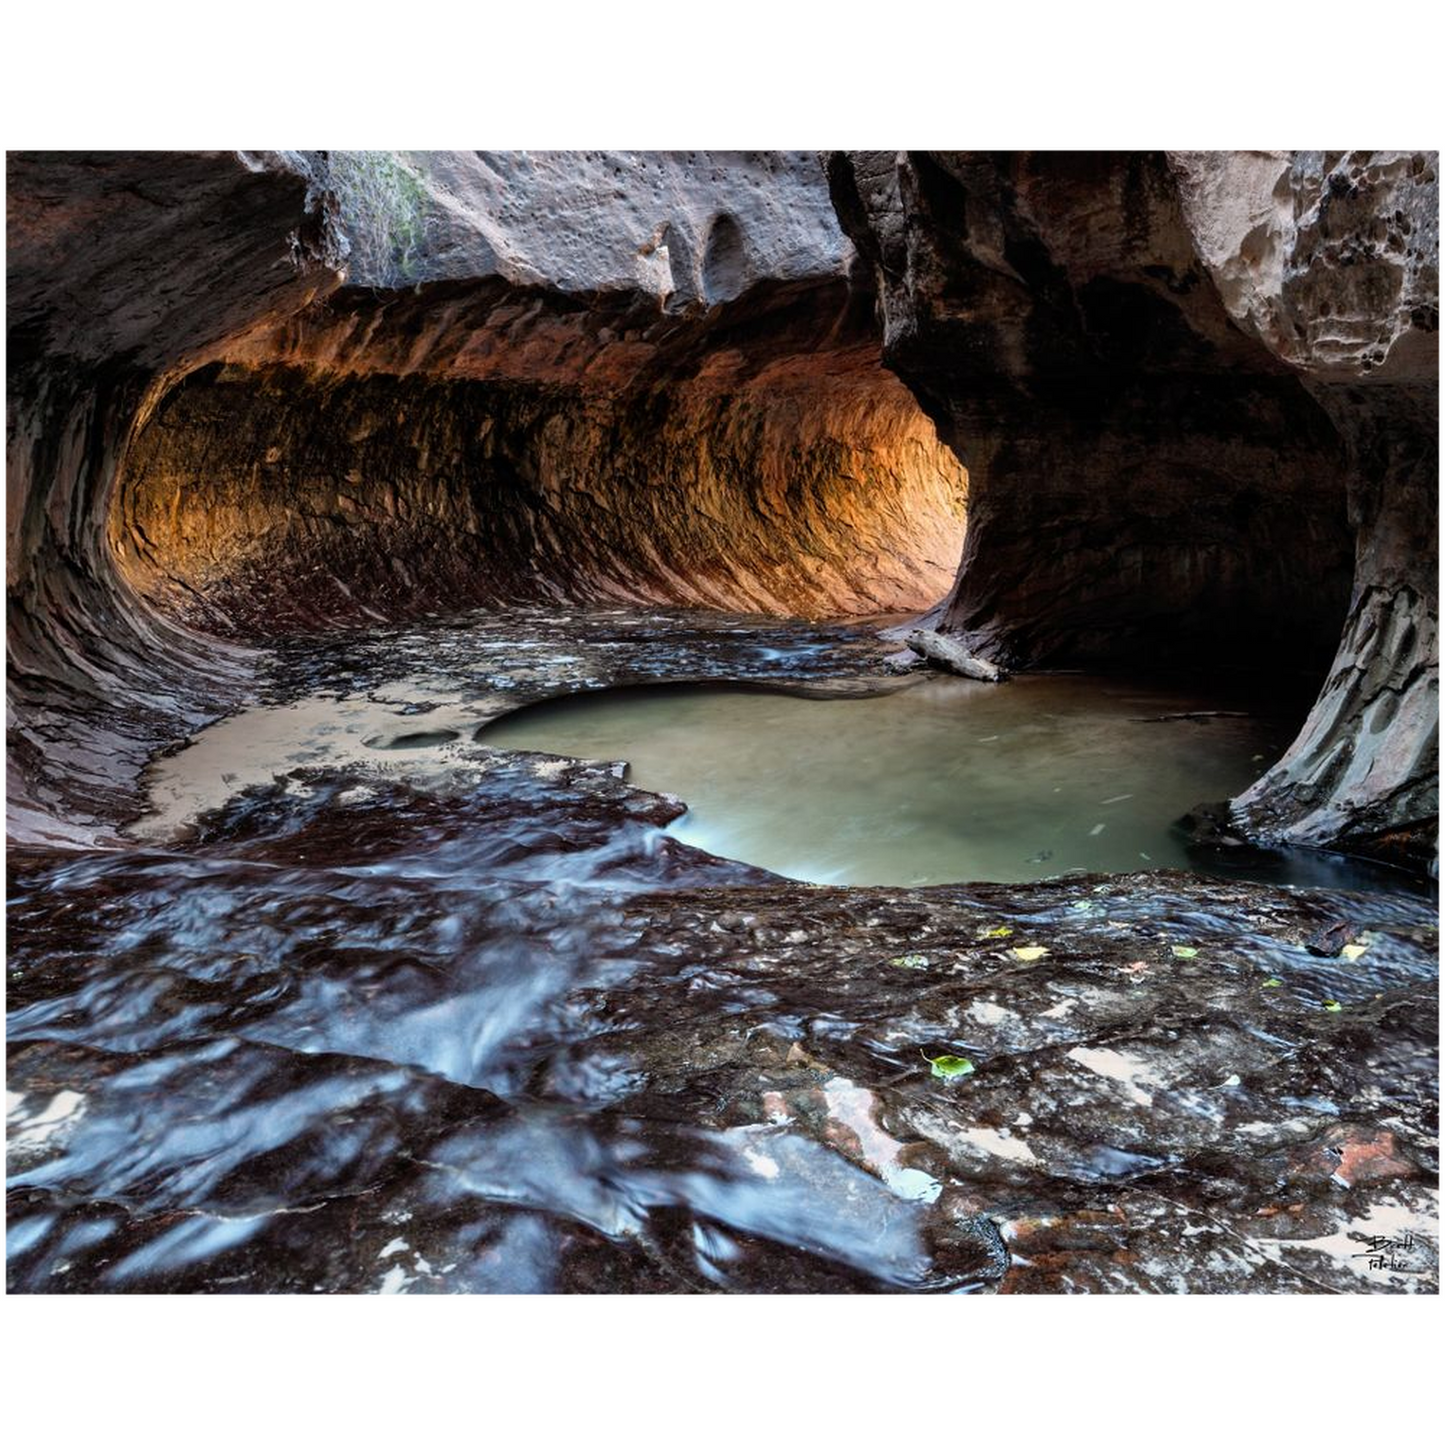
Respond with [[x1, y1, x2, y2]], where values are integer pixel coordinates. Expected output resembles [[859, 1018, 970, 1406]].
[[1012, 945, 1048, 962]]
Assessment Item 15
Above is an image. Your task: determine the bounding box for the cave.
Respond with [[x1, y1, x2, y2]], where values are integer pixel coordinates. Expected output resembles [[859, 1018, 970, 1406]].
[[5, 149, 1439, 1296]]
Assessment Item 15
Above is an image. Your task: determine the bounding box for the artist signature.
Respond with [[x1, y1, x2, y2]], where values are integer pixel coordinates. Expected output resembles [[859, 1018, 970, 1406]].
[[1353, 1232, 1428, 1273]]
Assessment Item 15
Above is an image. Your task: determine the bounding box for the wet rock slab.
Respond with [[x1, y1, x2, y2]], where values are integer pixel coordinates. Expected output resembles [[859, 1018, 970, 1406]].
[[7, 609, 1439, 1293], [619, 874, 1438, 1293]]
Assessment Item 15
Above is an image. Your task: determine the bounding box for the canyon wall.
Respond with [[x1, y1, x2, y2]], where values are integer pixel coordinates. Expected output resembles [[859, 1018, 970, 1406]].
[[1171, 151, 1438, 865], [8, 151, 964, 844], [6, 152, 339, 845], [8, 149, 1437, 870], [113, 153, 964, 635], [828, 150, 1437, 868], [114, 278, 965, 635]]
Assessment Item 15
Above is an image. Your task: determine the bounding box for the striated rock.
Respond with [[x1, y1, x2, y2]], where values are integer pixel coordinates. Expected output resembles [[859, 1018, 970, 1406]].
[[905, 628, 1007, 682], [1170, 151, 1438, 866], [6, 151, 341, 847], [7, 147, 1435, 877], [829, 149, 1437, 869], [7, 152, 963, 845], [112, 279, 966, 635]]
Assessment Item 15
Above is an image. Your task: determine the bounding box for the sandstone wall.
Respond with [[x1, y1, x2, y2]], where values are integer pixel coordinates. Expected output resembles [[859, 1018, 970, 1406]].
[[829, 149, 1437, 867], [1168, 151, 1438, 863], [9, 149, 1436, 869], [114, 305, 965, 632], [6, 152, 340, 845], [7, 152, 961, 845]]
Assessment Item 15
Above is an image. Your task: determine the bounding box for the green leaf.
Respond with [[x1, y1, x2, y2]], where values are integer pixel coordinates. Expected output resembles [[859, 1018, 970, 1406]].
[[1322, 1000, 1343, 1012], [1011, 945, 1048, 962], [1262, 977, 1284, 988], [925, 1053, 976, 1081], [889, 953, 930, 970], [1170, 945, 1199, 959], [980, 925, 1013, 939]]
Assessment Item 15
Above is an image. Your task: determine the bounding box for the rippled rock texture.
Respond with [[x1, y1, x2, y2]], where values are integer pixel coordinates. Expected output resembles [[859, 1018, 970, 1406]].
[[112, 281, 965, 636], [6, 153, 339, 846], [8, 151, 965, 845], [828, 150, 1437, 867], [6, 152, 1440, 1293], [8, 612, 1437, 1293]]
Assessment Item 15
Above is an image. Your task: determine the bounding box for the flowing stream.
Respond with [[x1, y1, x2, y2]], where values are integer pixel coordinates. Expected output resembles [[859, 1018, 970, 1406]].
[[8, 610, 1437, 1293]]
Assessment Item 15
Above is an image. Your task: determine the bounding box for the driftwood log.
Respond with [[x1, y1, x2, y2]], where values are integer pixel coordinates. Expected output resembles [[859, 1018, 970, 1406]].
[[905, 630, 1008, 683]]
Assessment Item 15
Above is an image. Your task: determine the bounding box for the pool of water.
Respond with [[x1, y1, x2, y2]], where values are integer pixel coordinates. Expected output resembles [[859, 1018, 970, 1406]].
[[481, 674, 1333, 886]]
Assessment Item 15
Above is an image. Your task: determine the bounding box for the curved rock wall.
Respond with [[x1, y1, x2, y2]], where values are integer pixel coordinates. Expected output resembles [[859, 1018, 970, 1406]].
[[111, 276, 965, 634], [6, 152, 340, 846], [829, 149, 1437, 867], [1170, 152, 1438, 866], [826, 151, 1356, 668], [9, 149, 1436, 871], [8, 151, 963, 845]]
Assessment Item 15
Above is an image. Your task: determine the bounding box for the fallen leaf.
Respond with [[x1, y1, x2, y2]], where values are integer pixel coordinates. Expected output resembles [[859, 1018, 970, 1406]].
[[924, 1053, 976, 1081], [1341, 943, 1368, 962], [1170, 945, 1199, 959], [1262, 977, 1284, 988], [888, 953, 930, 970], [980, 925, 1013, 939], [1322, 1000, 1343, 1012], [1011, 945, 1048, 962]]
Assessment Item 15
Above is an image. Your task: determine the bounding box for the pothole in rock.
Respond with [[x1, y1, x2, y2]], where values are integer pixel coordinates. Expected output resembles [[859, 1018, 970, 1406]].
[[476, 676, 1416, 892]]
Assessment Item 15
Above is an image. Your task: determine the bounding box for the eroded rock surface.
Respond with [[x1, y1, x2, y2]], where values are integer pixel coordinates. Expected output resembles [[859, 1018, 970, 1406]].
[[112, 283, 966, 635], [1169, 151, 1438, 864], [6, 153, 1439, 1295], [8, 151, 964, 846], [6, 152, 340, 847], [262, 150, 852, 302], [829, 149, 1437, 867], [8, 613, 1437, 1294]]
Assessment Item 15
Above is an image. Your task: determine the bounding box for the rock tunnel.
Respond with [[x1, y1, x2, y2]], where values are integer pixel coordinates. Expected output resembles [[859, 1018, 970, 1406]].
[[10, 151, 979, 845], [8, 150, 1436, 868], [109, 288, 968, 638], [6, 150, 1440, 1296]]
